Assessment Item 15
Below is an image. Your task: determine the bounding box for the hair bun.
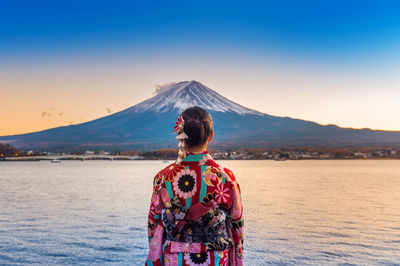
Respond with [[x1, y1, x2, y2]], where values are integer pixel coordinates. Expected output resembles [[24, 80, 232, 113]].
[[181, 106, 213, 148]]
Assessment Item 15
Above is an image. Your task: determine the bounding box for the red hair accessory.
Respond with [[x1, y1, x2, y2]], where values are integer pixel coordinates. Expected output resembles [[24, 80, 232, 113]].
[[174, 116, 184, 134]]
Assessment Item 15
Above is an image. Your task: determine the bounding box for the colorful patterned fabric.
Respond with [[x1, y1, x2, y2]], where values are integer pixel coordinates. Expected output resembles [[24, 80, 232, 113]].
[[146, 151, 244, 266]]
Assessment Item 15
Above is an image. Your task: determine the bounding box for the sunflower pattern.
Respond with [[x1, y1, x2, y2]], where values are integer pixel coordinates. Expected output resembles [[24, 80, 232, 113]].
[[184, 252, 211, 266], [159, 164, 186, 182], [173, 168, 197, 199], [146, 151, 244, 266]]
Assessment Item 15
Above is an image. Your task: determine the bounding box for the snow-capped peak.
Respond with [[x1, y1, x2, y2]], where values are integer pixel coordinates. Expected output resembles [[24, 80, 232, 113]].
[[131, 80, 262, 115]]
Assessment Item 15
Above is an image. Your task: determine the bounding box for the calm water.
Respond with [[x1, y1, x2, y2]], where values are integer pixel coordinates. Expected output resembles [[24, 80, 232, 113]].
[[0, 160, 399, 265]]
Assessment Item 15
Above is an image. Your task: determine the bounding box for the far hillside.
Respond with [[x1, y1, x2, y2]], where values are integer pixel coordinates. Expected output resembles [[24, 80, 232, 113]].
[[1, 81, 400, 152], [0, 142, 21, 157]]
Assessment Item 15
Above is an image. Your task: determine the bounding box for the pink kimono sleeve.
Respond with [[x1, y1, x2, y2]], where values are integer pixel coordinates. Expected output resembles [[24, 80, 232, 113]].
[[225, 168, 244, 265], [145, 173, 165, 266]]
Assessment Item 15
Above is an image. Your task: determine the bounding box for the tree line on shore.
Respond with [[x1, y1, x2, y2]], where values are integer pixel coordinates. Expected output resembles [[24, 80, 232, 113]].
[[1, 142, 399, 160], [0, 142, 21, 159]]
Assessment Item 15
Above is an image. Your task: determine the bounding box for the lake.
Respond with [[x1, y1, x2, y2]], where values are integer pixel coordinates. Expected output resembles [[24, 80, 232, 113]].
[[0, 160, 399, 265]]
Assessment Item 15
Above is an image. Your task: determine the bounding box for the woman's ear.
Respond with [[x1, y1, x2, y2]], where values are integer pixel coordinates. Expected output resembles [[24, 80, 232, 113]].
[[208, 130, 214, 143]]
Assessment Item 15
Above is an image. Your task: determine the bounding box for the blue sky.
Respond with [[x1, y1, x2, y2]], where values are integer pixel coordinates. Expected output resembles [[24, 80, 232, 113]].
[[0, 0, 400, 53], [1, 0, 400, 134], [2, 0, 400, 61]]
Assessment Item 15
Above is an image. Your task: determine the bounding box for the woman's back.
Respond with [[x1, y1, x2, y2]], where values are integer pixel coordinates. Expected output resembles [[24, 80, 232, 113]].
[[145, 106, 244, 265], [146, 151, 244, 265]]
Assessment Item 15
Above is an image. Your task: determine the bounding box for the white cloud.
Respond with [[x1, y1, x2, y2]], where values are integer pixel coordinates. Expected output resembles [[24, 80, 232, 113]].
[[153, 82, 177, 95]]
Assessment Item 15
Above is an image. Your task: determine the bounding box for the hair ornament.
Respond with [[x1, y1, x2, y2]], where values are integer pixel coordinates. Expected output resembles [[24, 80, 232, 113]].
[[174, 115, 188, 164], [177, 141, 185, 148]]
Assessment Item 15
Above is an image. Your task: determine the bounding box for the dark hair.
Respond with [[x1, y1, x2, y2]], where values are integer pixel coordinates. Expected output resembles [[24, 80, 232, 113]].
[[181, 106, 213, 147]]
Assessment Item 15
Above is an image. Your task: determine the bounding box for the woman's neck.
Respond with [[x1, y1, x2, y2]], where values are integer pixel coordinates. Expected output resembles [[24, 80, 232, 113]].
[[184, 144, 208, 153]]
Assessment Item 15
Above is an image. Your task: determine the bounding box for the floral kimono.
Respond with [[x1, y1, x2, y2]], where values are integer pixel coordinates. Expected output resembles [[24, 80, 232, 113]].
[[146, 151, 244, 266]]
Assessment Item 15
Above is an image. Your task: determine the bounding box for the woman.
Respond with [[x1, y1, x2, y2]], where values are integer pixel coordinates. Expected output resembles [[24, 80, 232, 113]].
[[146, 106, 244, 266]]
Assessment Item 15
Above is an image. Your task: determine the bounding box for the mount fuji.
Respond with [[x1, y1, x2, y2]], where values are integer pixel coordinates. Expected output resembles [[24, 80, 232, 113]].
[[1, 80, 400, 152]]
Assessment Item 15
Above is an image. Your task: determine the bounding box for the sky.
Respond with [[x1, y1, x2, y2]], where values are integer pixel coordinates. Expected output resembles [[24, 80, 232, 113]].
[[1, 0, 400, 136]]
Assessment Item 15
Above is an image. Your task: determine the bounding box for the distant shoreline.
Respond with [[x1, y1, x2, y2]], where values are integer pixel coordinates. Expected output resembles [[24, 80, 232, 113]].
[[2, 157, 399, 162], [2, 146, 399, 161]]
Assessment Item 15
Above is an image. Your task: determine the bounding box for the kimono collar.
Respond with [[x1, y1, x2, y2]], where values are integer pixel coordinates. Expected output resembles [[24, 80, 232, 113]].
[[182, 151, 212, 162]]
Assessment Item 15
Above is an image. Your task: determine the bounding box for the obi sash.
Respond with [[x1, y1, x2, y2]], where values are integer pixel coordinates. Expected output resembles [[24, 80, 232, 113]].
[[161, 196, 233, 251]]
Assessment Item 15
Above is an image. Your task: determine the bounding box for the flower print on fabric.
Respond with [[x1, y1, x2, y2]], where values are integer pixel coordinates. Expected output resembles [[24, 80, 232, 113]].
[[148, 204, 156, 218], [173, 207, 186, 220], [152, 173, 164, 194], [223, 167, 236, 184], [234, 226, 244, 241], [217, 167, 229, 182], [184, 252, 211, 266], [147, 225, 164, 261], [173, 168, 197, 199], [202, 166, 219, 186], [202, 192, 215, 203], [216, 250, 229, 266], [164, 252, 179, 266], [147, 219, 156, 236], [230, 184, 242, 219], [146, 152, 244, 266], [159, 164, 185, 182], [202, 166, 228, 186], [199, 153, 213, 166], [214, 183, 230, 204], [167, 241, 202, 253]]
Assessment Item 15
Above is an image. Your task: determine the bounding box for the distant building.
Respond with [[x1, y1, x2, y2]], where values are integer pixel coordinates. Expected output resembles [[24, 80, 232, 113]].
[[354, 152, 368, 158], [319, 153, 332, 159], [375, 150, 386, 157]]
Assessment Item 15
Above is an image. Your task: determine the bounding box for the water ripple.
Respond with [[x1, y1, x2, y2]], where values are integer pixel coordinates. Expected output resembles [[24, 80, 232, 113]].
[[95, 246, 130, 252], [1, 160, 400, 265]]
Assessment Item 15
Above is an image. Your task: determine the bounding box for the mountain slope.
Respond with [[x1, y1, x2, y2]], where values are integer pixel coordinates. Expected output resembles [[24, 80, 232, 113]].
[[130, 81, 262, 115], [1, 80, 399, 152]]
